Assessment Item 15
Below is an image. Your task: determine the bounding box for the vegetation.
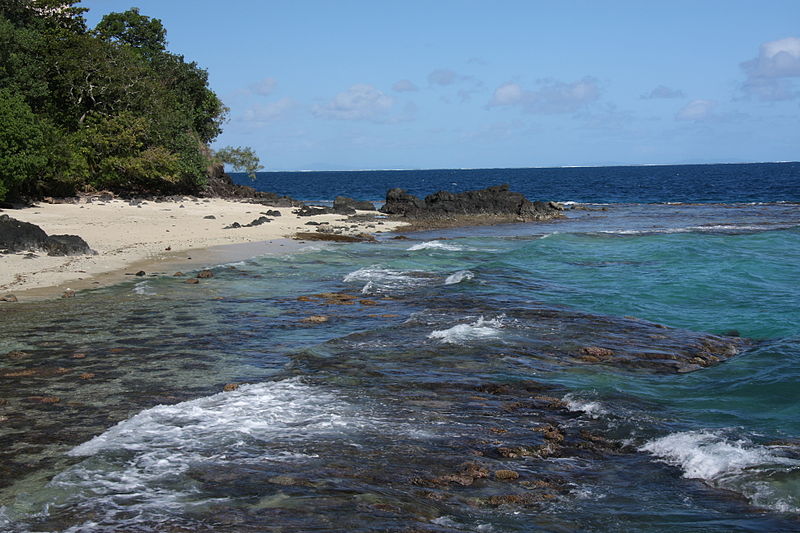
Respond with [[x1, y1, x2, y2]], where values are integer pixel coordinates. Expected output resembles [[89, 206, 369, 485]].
[[0, 0, 260, 201], [214, 146, 264, 180]]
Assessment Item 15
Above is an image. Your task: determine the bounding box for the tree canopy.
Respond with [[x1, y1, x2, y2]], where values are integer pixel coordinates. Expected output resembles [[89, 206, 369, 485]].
[[0, 1, 259, 201]]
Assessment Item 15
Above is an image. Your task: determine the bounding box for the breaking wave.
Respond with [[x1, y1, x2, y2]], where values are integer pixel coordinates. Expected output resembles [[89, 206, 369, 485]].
[[444, 270, 475, 285], [428, 315, 505, 344], [640, 430, 800, 513]]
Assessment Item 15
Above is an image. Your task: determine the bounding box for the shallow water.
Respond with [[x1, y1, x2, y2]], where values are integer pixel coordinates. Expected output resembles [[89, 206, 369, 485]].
[[1, 195, 799, 531]]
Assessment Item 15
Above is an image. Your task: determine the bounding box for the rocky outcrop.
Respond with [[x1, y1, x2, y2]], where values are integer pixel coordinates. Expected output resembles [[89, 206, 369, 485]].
[[381, 184, 563, 222], [202, 163, 300, 207], [333, 196, 376, 212], [0, 215, 94, 256]]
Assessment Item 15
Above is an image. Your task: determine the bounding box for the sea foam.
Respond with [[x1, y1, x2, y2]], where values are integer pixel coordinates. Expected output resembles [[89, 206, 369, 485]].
[[563, 394, 607, 419], [428, 316, 504, 344], [45, 379, 369, 525], [444, 270, 475, 285], [344, 266, 434, 294], [408, 240, 465, 251], [640, 430, 800, 512]]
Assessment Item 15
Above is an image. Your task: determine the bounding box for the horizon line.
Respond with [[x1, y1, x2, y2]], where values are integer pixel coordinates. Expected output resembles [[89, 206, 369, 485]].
[[251, 160, 799, 173]]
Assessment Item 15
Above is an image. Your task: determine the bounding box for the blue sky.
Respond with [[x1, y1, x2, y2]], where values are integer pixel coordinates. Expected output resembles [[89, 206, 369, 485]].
[[81, 1, 800, 170]]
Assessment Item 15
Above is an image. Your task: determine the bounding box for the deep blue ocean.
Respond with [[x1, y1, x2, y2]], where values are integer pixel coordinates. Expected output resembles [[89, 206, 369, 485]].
[[1, 163, 799, 532]]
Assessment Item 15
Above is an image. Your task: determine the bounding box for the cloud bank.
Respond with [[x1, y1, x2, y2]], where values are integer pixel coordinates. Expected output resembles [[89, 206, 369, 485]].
[[312, 84, 394, 121], [489, 77, 600, 113], [741, 37, 800, 101]]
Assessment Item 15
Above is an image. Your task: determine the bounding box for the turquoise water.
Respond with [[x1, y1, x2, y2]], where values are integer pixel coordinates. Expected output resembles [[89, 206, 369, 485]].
[[1, 197, 799, 530]]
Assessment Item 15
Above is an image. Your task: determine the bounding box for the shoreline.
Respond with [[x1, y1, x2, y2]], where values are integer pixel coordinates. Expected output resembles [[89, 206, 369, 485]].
[[0, 197, 407, 301]]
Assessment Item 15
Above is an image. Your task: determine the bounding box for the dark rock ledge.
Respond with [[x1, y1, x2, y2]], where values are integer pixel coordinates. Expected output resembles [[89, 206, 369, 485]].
[[0, 215, 94, 256], [381, 184, 564, 229]]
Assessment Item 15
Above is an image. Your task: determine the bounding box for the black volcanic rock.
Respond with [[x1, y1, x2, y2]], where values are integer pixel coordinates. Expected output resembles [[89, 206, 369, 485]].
[[381, 184, 563, 221], [45, 234, 94, 256], [0, 215, 49, 252], [202, 163, 300, 207], [0, 215, 94, 256], [334, 196, 376, 212]]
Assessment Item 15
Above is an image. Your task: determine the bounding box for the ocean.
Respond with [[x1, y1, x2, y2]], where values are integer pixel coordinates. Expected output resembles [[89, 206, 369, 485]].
[[1, 162, 799, 532]]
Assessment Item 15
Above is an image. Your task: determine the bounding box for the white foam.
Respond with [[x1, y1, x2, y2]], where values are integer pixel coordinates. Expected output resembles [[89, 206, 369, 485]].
[[344, 266, 431, 294], [407, 240, 465, 251], [563, 394, 607, 418], [428, 315, 505, 344], [30, 379, 370, 526], [132, 281, 155, 296], [444, 270, 474, 285], [640, 430, 800, 512]]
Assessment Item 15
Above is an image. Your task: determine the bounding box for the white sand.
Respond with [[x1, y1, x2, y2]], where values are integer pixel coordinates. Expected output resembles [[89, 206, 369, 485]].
[[0, 197, 405, 300]]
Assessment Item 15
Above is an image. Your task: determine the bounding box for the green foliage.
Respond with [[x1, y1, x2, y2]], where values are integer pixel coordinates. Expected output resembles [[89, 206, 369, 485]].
[[214, 146, 264, 180], [0, 2, 244, 198], [94, 8, 166, 59], [0, 89, 49, 200], [76, 112, 182, 192]]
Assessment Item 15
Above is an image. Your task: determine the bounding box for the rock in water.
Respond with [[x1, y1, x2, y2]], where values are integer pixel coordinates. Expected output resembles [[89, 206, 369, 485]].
[[380, 184, 562, 222]]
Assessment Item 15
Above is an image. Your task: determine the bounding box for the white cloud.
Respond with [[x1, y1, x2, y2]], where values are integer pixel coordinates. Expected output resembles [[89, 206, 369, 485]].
[[641, 85, 685, 99], [488, 77, 600, 114], [249, 77, 277, 96], [242, 98, 294, 122], [491, 82, 524, 105], [392, 79, 419, 92], [428, 68, 459, 86], [741, 37, 800, 100], [675, 99, 715, 121], [312, 84, 394, 121]]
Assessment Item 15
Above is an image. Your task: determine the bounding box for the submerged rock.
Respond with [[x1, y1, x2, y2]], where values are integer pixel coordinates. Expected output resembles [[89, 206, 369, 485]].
[[292, 232, 377, 243]]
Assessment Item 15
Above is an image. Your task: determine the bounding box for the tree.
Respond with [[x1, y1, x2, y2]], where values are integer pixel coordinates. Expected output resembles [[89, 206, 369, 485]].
[[0, 89, 49, 200], [93, 7, 165, 60], [214, 146, 264, 180]]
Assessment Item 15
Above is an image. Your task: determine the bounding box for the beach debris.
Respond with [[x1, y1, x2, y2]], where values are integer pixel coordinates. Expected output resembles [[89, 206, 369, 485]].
[[223, 383, 239, 392], [62, 288, 75, 298], [0, 294, 18, 302], [197, 269, 214, 279]]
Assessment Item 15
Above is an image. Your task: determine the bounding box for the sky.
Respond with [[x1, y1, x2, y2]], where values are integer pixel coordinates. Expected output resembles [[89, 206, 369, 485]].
[[80, 0, 800, 170]]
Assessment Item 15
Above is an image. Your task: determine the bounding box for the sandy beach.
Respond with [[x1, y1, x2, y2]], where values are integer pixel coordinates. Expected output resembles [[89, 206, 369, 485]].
[[0, 197, 406, 300]]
